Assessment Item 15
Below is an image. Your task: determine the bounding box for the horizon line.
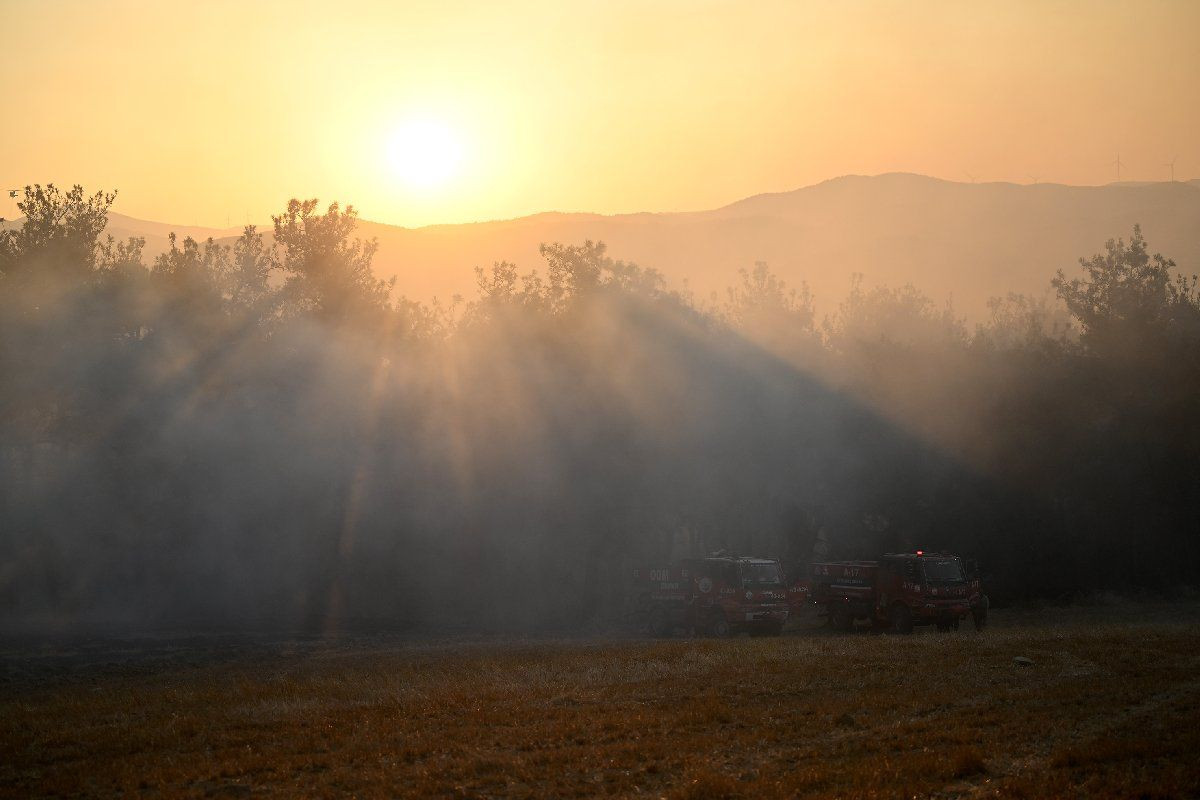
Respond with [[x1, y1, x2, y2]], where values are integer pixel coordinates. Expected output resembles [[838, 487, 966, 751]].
[[4, 171, 1197, 235]]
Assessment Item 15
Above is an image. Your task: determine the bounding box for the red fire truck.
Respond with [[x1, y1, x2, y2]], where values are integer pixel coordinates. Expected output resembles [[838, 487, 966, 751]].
[[632, 555, 790, 637], [810, 551, 988, 633]]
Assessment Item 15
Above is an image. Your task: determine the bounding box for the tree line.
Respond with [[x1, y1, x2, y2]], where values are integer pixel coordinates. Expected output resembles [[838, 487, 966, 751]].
[[1, 185, 1197, 630]]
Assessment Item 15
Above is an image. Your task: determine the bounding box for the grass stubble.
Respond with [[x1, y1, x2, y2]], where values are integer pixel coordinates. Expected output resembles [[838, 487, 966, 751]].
[[1, 604, 1198, 798]]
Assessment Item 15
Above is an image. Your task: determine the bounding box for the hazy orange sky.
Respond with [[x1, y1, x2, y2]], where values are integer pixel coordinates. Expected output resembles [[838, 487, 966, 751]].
[[3, 0, 1198, 228]]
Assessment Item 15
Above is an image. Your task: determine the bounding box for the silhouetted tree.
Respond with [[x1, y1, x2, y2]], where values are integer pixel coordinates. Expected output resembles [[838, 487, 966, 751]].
[[539, 240, 670, 311], [228, 225, 277, 314], [0, 185, 115, 283], [1053, 224, 1200, 356], [825, 274, 966, 356], [273, 199, 392, 324], [975, 292, 1075, 352], [724, 261, 821, 363], [466, 260, 549, 325]]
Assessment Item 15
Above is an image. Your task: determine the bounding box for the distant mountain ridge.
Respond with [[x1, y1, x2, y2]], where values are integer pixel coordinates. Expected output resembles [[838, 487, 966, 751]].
[[7, 174, 1200, 318]]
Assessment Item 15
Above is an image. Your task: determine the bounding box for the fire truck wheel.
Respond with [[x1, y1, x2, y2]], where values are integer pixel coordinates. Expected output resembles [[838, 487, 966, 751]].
[[750, 621, 783, 637], [831, 606, 853, 632], [972, 595, 989, 632], [635, 593, 652, 614], [890, 604, 914, 634], [648, 606, 671, 638], [709, 613, 732, 638]]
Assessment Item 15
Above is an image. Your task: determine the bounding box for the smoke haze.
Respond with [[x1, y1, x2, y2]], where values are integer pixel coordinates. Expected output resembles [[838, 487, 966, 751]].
[[2, 185, 1198, 633], [22, 174, 1197, 320]]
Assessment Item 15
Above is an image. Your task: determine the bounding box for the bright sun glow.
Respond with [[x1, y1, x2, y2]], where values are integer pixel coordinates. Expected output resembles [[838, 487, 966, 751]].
[[386, 118, 465, 191]]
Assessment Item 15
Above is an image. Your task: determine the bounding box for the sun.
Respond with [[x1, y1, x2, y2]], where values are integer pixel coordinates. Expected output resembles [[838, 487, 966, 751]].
[[385, 117, 465, 191]]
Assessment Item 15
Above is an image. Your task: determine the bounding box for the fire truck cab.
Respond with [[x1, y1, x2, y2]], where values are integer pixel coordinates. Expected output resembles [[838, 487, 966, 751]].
[[632, 556, 790, 637], [811, 551, 988, 633]]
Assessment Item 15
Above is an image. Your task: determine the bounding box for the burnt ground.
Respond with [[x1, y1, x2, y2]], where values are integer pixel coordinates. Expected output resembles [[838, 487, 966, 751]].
[[1, 603, 1198, 798]]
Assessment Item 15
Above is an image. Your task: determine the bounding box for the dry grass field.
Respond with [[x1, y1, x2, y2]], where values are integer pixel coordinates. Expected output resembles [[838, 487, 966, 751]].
[[2, 604, 1198, 799]]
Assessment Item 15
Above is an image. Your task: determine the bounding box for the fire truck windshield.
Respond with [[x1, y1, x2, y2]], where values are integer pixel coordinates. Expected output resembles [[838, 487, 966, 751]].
[[741, 562, 783, 587], [921, 559, 964, 582]]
